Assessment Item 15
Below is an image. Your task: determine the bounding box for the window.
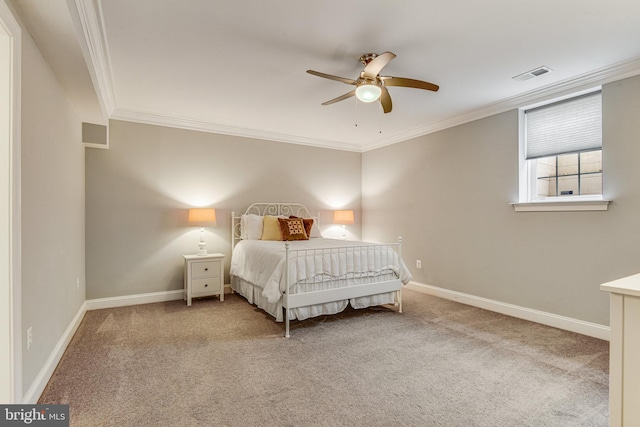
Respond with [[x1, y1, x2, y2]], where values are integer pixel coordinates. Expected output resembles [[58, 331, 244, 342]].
[[533, 150, 602, 198], [515, 90, 608, 211]]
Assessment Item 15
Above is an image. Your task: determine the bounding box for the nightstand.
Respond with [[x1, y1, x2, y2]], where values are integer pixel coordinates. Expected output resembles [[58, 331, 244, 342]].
[[183, 253, 225, 306]]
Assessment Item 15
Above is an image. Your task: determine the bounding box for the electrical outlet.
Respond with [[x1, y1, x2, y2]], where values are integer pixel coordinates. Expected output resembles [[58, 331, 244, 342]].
[[416, 260, 422, 269], [27, 327, 32, 350], [76, 278, 80, 290]]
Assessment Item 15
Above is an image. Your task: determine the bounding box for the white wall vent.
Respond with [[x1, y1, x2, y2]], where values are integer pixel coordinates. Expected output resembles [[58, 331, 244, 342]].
[[82, 123, 109, 149], [513, 66, 552, 82]]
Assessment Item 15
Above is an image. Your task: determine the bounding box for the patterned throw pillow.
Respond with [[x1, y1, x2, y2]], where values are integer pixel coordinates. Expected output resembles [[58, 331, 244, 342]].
[[289, 215, 314, 237], [278, 217, 309, 241]]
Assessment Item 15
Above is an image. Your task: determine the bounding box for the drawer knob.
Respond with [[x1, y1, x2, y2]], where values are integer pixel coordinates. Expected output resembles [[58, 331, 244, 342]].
[[204, 284, 208, 287], [204, 268, 208, 271]]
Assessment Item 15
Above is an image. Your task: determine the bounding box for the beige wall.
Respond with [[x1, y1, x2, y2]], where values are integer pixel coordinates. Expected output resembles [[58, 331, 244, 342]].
[[362, 75, 640, 326], [20, 21, 85, 393], [85, 120, 362, 299], [87, 76, 640, 325]]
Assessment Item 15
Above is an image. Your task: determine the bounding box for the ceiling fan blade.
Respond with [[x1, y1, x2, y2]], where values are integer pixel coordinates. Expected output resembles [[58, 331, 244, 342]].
[[307, 70, 357, 85], [381, 76, 440, 92], [321, 90, 356, 105], [380, 86, 392, 113], [363, 52, 396, 79]]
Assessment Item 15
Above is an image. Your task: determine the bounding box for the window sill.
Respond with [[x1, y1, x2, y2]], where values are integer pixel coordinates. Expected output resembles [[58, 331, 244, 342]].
[[511, 199, 610, 212]]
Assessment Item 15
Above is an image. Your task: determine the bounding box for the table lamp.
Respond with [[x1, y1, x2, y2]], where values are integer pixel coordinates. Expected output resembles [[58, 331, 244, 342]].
[[188, 208, 217, 255], [333, 210, 354, 239]]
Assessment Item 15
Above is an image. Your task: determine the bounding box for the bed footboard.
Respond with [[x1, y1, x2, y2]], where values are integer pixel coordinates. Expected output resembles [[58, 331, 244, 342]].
[[282, 238, 404, 338]]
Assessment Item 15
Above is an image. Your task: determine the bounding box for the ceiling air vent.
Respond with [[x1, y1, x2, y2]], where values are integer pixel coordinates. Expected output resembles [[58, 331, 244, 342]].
[[513, 66, 552, 82]]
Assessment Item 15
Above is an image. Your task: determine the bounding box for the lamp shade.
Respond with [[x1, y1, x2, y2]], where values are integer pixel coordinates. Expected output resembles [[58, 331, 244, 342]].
[[333, 210, 355, 225], [188, 208, 217, 227], [355, 83, 382, 103]]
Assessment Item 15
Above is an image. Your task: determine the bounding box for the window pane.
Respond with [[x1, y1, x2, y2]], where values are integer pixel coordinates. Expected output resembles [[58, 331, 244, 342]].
[[558, 175, 579, 196], [535, 156, 556, 198], [558, 153, 578, 177], [581, 150, 602, 174], [537, 177, 556, 197], [536, 156, 556, 178], [581, 172, 602, 195]]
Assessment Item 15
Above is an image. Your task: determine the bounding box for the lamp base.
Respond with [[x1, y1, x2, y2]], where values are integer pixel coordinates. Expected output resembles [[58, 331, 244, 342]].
[[197, 229, 207, 256]]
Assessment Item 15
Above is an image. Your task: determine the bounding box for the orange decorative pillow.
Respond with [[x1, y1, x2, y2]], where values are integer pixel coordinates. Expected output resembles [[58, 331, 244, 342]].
[[289, 216, 314, 237], [278, 217, 309, 241]]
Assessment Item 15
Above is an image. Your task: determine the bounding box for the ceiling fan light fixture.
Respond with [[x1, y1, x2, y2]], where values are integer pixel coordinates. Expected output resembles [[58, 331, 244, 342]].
[[308, 51, 439, 113], [355, 83, 382, 103]]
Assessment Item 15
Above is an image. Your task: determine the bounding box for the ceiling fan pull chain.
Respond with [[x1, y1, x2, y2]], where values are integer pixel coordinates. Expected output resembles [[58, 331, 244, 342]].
[[354, 98, 359, 127], [378, 105, 383, 134]]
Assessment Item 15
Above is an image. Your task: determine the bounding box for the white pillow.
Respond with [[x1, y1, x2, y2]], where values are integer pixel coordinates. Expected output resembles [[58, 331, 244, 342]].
[[240, 216, 248, 240], [241, 214, 264, 240], [309, 218, 322, 238]]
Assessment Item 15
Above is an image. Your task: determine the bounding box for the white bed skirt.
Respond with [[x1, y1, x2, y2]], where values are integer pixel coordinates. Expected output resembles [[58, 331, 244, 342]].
[[230, 275, 396, 322]]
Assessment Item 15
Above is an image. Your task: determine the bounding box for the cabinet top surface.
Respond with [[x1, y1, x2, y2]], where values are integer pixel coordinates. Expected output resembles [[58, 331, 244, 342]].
[[601, 272, 640, 297], [184, 253, 225, 261]]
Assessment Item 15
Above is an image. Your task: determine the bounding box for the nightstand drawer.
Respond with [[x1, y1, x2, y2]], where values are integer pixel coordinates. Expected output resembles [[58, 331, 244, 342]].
[[184, 253, 225, 306], [191, 260, 221, 278], [191, 277, 222, 295]]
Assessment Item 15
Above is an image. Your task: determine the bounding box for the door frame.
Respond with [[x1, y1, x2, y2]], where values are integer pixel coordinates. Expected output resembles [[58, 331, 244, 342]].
[[0, 0, 22, 404]]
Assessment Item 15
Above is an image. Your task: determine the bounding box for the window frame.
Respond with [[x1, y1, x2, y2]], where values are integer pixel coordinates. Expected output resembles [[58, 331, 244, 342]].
[[513, 88, 610, 212]]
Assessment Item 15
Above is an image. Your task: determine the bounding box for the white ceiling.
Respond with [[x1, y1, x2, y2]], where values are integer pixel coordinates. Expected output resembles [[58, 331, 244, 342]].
[[13, 0, 640, 152]]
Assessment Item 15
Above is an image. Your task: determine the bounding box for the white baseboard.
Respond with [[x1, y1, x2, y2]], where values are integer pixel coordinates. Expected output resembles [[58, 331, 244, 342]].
[[85, 289, 185, 310], [22, 302, 87, 404], [407, 281, 610, 341], [85, 285, 233, 311]]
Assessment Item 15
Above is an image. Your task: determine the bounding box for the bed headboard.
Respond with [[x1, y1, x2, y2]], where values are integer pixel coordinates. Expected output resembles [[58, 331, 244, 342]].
[[231, 203, 316, 250]]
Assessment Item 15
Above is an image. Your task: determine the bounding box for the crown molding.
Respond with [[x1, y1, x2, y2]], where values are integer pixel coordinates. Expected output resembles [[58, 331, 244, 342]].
[[116, 56, 640, 153], [110, 108, 363, 152], [363, 56, 640, 152], [72, 0, 640, 153], [68, 0, 116, 116]]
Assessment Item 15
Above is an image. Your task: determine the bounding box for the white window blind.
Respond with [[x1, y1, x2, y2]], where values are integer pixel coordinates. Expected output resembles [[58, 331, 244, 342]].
[[525, 91, 602, 159]]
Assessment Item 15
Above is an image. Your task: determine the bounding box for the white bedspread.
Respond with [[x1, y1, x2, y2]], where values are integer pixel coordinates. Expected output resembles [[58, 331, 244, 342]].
[[230, 238, 412, 304]]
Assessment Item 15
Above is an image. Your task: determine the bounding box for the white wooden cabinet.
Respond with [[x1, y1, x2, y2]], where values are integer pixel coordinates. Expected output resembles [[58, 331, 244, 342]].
[[184, 253, 224, 306], [601, 273, 640, 427]]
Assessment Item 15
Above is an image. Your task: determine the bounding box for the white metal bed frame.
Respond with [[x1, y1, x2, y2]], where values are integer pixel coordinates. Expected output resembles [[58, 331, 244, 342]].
[[231, 203, 403, 337]]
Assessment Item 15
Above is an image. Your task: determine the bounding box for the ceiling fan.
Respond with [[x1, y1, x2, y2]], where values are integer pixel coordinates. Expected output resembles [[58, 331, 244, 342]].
[[307, 51, 439, 114]]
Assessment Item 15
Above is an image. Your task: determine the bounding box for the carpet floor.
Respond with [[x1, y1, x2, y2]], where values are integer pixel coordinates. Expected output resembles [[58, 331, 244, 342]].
[[39, 289, 609, 426]]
